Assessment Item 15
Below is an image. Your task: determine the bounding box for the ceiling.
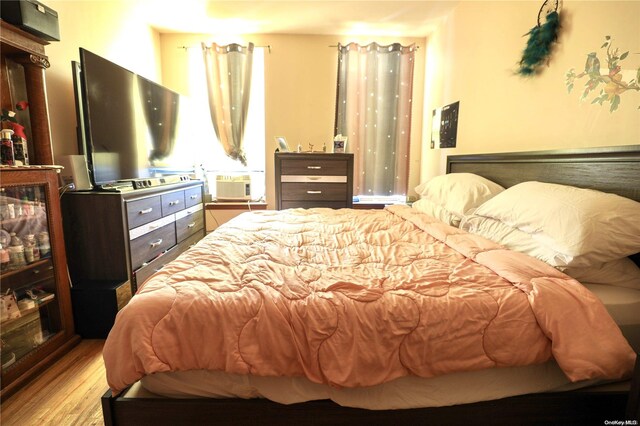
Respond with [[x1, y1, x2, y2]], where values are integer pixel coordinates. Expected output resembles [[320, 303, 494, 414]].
[[139, 1, 458, 37]]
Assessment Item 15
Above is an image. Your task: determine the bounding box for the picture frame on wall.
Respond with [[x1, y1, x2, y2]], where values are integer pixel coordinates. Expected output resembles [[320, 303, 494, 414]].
[[275, 136, 290, 152]]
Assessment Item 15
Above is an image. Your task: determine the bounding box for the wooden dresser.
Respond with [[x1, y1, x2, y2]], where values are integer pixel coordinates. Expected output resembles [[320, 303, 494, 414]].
[[61, 182, 205, 337], [275, 153, 354, 209]]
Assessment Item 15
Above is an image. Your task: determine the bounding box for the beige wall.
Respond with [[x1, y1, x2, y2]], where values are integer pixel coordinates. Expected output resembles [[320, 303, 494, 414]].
[[159, 33, 426, 208], [43, 0, 161, 159], [42, 1, 637, 199], [421, 1, 640, 182]]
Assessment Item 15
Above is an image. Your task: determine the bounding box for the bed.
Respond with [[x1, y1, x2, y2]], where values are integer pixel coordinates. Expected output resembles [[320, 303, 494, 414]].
[[101, 145, 640, 425]]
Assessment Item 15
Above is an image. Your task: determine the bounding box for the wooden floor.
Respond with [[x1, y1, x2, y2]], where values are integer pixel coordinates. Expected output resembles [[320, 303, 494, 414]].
[[1, 339, 106, 426]]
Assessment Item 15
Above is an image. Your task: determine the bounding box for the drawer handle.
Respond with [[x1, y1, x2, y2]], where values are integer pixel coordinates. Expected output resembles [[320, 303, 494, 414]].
[[169, 200, 181, 206], [139, 208, 153, 215], [187, 222, 196, 228], [307, 176, 321, 181], [307, 166, 322, 170], [148, 224, 159, 230], [150, 239, 163, 248], [307, 190, 322, 194], [190, 195, 198, 199]]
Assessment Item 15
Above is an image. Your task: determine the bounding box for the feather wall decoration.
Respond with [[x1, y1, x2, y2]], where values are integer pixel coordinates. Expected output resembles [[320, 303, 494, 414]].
[[517, 11, 561, 76]]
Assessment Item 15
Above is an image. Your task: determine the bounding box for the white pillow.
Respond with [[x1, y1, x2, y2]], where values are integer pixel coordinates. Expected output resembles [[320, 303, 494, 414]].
[[414, 173, 504, 227], [461, 181, 640, 268], [411, 199, 460, 226], [564, 257, 640, 290]]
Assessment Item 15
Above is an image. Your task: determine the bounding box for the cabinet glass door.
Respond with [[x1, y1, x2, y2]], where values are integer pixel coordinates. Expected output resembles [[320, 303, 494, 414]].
[[0, 184, 59, 373]]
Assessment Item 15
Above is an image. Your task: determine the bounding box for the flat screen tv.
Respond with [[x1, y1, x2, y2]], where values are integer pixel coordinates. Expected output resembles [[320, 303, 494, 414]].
[[73, 48, 182, 188]]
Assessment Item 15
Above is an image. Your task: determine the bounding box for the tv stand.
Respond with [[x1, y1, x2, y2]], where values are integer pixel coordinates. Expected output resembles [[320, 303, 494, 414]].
[[61, 181, 205, 337]]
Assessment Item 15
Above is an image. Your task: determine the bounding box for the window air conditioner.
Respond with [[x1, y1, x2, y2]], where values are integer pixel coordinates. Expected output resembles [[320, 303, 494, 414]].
[[215, 175, 251, 201]]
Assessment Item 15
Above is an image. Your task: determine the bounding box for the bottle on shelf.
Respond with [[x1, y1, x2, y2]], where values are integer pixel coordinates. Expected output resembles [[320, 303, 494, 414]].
[[37, 232, 50, 257], [1, 128, 15, 166], [0, 243, 9, 271], [0, 188, 8, 219], [8, 232, 26, 269], [11, 123, 29, 166], [23, 234, 40, 263]]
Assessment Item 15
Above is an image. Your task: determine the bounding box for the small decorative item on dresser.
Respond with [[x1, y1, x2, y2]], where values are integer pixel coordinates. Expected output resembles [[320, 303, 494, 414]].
[[275, 136, 290, 152], [333, 135, 347, 153]]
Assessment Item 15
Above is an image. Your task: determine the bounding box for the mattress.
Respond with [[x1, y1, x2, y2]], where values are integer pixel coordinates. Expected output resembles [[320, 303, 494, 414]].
[[138, 283, 639, 409], [583, 283, 640, 352]]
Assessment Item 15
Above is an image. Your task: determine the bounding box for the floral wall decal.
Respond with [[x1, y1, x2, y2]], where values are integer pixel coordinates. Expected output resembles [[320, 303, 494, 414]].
[[565, 36, 640, 112]]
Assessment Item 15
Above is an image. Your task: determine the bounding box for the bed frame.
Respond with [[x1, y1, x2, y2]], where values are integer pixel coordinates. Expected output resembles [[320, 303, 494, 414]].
[[102, 145, 640, 425]]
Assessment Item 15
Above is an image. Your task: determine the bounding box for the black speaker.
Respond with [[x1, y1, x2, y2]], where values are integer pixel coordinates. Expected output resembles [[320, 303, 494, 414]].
[[70, 280, 131, 338]]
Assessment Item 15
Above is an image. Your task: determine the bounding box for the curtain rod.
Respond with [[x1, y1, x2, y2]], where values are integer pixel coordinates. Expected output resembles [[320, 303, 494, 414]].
[[178, 45, 272, 53], [329, 44, 419, 50]]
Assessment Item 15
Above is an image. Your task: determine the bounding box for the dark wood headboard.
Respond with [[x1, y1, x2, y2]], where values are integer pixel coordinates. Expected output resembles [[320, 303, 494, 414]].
[[446, 145, 640, 202]]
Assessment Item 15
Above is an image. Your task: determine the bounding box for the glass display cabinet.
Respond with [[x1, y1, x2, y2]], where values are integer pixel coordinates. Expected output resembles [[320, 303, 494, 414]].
[[0, 168, 78, 399], [1, 20, 79, 400]]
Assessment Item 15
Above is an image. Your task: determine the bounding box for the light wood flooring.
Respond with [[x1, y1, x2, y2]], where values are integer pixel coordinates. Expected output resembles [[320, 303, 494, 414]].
[[1, 339, 106, 426]]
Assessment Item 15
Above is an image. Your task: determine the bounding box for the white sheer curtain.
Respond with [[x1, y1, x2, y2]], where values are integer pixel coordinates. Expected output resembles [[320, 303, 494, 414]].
[[202, 42, 254, 166], [335, 42, 416, 197]]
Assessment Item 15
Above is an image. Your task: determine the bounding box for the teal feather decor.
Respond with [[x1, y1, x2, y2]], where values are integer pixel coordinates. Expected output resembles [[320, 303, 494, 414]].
[[518, 11, 560, 76]]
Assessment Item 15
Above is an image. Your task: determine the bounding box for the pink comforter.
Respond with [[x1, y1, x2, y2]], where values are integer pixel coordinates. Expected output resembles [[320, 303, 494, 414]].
[[103, 206, 635, 394]]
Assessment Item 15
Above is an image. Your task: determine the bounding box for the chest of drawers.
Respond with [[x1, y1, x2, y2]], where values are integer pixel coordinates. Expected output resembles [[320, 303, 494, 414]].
[[275, 153, 354, 209], [61, 182, 205, 337]]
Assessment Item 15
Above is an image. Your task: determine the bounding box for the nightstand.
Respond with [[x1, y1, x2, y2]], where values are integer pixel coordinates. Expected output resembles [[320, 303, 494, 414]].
[[274, 152, 354, 209]]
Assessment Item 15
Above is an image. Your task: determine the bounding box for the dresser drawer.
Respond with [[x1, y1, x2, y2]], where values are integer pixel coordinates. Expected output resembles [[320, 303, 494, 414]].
[[133, 243, 183, 291], [127, 196, 162, 229], [161, 190, 186, 216], [281, 183, 347, 201], [129, 223, 177, 270], [281, 200, 348, 209], [133, 232, 202, 291], [176, 206, 204, 242], [184, 186, 202, 208], [280, 159, 348, 176]]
